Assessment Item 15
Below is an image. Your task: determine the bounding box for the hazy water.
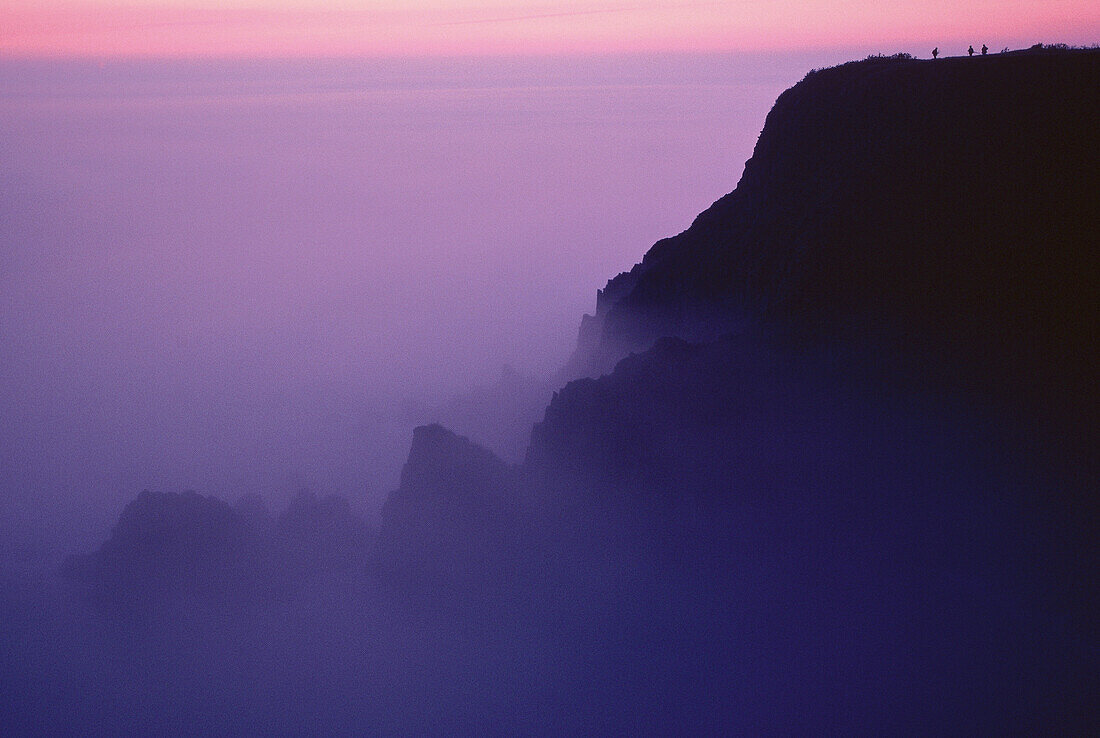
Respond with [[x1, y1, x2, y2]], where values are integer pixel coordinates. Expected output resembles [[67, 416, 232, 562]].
[[0, 52, 850, 560]]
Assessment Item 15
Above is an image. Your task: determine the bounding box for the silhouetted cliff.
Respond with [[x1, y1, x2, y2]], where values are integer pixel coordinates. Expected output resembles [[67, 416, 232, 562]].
[[571, 49, 1099, 450]]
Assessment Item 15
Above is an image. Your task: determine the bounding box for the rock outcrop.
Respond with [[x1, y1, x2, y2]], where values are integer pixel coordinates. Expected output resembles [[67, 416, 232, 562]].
[[570, 50, 1099, 447], [375, 425, 520, 596], [62, 490, 258, 600], [64, 488, 372, 602]]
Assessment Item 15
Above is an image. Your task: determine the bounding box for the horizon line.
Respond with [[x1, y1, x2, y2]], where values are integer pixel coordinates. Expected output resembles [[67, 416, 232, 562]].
[[4, 39, 1092, 65]]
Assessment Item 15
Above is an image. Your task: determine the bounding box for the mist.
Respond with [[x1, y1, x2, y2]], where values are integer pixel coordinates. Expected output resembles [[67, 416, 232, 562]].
[[1, 52, 845, 560]]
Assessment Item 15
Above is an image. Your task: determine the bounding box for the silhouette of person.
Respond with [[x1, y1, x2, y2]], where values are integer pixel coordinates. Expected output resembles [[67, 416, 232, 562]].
[[981, 44, 988, 55], [932, 47, 939, 59], [968, 45, 975, 56]]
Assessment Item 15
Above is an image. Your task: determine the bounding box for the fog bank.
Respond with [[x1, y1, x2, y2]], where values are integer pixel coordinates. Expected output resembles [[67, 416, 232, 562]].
[[1, 52, 852, 560]]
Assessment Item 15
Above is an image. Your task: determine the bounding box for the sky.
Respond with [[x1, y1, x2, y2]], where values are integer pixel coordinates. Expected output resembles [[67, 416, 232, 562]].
[[2, 0, 1097, 57]]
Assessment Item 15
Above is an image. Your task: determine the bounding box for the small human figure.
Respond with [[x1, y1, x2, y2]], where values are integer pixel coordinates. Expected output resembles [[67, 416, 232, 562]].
[[968, 45, 975, 56], [981, 44, 988, 55], [932, 47, 939, 59]]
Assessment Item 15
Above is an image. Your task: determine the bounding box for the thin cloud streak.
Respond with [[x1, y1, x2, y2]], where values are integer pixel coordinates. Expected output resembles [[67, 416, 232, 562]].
[[429, 3, 704, 27]]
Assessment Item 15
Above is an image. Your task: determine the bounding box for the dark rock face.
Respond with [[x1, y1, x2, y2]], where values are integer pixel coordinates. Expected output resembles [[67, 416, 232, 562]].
[[574, 50, 1099, 440], [531, 330, 1031, 547], [377, 48, 1099, 597], [533, 335, 788, 503]]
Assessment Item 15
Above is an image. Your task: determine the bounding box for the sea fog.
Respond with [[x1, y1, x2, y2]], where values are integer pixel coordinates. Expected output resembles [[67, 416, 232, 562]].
[[0, 51, 848, 563]]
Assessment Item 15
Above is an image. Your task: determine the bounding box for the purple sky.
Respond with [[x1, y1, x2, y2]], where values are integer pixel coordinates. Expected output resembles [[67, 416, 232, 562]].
[[3, 1, 1097, 57]]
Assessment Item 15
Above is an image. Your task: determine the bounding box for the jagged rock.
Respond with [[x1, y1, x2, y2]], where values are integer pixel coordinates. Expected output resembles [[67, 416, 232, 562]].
[[389, 424, 516, 504], [375, 425, 520, 595], [63, 488, 373, 602], [62, 490, 256, 599]]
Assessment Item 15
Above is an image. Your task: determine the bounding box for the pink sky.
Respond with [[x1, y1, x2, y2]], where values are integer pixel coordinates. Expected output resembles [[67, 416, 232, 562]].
[[2, 0, 1097, 57]]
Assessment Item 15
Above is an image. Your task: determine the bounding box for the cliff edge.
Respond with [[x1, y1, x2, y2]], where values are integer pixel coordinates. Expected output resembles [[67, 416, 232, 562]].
[[572, 49, 1099, 445]]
